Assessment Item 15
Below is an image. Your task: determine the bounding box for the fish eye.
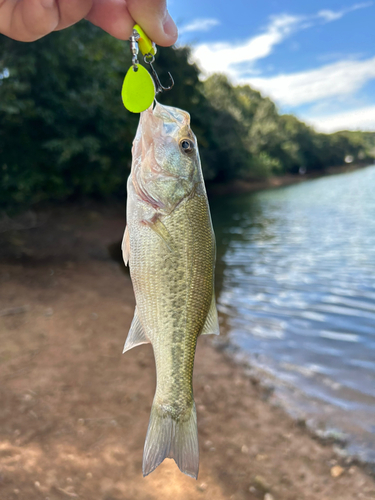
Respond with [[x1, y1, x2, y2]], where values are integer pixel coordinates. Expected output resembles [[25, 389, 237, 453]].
[[179, 138, 194, 154]]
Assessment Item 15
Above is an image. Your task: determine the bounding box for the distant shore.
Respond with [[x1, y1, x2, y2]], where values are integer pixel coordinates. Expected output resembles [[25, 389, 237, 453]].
[[1, 204, 374, 500], [207, 161, 373, 196]]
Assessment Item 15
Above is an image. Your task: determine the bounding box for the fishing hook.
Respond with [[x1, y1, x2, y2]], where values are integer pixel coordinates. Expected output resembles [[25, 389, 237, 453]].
[[144, 54, 174, 94]]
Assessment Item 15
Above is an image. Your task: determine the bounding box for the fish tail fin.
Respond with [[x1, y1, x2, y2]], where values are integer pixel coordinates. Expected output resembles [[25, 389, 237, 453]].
[[142, 401, 199, 479]]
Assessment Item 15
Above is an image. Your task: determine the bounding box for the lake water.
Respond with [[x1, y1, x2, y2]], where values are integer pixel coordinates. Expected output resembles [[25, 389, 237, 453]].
[[210, 165, 375, 464]]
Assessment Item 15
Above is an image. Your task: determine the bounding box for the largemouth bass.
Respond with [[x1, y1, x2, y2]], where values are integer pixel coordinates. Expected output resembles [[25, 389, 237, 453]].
[[122, 101, 219, 479]]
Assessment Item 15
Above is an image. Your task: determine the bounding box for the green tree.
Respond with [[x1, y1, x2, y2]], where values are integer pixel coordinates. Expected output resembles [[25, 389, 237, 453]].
[[1, 22, 374, 211], [0, 22, 137, 209]]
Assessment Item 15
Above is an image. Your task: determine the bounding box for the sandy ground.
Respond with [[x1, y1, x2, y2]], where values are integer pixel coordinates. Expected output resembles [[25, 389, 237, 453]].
[[1, 204, 374, 500]]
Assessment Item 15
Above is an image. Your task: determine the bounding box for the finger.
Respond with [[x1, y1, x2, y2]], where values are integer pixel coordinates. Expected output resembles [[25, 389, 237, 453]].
[[0, 0, 59, 41], [0, 0, 93, 41], [54, 0, 93, 31], [85, 0, 134, 41], [126, 0, 178, 46]]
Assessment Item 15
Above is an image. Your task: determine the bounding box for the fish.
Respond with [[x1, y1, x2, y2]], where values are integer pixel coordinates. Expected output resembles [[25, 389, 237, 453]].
[[122, 101, 219, 479]]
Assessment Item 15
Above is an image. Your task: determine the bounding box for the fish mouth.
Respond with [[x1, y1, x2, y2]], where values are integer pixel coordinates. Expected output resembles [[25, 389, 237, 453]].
[[152, 101, 190, 128], [140, 101, 191, 141]]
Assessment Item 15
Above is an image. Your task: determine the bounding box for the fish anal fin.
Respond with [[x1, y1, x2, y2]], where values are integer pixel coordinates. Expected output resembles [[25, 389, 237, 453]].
[[122, 225, 130, 266], [201, 292, 220, 336], [123, 308, 150, 353]]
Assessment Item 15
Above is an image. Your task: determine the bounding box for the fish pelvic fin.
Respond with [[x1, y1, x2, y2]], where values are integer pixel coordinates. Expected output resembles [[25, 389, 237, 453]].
[[123, 307, 150, 353], [201, 291, 220, 336], [143, 402, 199, 479]]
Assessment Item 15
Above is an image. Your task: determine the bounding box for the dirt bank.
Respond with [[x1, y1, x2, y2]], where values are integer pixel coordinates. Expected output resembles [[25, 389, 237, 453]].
[[0, 204, 374, 500]]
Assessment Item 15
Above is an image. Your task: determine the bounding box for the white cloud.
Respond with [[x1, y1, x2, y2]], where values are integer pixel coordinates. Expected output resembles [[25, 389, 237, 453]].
[[247, 57, 375, 106], [190, 3, 374, 77], [317, 2, 373, 22], [179, 18, 220, 35], [306, 106, 375, 132], [318, 9, 345, 22], [185, 3, 375, 132], [192, 14, 302, 75]]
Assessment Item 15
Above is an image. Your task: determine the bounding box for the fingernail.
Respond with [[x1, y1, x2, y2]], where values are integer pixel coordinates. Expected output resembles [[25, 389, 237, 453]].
[[163, 11, 178, 40]]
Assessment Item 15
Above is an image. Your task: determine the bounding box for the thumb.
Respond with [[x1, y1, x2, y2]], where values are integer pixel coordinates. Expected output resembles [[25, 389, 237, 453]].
[[126, 0, 178, 47]]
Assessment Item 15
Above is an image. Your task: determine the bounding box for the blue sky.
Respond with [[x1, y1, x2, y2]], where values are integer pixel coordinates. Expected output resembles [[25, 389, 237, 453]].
[[168, 1, 375, 132]]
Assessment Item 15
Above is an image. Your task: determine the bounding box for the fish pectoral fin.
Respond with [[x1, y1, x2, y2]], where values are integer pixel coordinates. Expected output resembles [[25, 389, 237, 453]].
[[144, 217, 176, 254], [122, 225, 130, 266], [200, 292, 220, 336], [123, 307, 150, 353]]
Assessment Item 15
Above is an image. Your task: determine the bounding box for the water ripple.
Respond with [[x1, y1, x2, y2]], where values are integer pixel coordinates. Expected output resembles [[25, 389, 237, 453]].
[[213, 165, 375, 464]]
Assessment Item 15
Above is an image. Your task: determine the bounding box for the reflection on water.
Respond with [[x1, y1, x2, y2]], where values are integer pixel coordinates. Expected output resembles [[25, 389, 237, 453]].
[[210, 165, 375, 463]]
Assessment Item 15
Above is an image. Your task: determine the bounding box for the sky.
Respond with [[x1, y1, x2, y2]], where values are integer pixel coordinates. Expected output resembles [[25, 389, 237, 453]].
[[168, 0, 375, 133]]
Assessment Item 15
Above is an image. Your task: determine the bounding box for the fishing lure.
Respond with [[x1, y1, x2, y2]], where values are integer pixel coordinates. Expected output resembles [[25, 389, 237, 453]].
[[121, 24, 174, 113]]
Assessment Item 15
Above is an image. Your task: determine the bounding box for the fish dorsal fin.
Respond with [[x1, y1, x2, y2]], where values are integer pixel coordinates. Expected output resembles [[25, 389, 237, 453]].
[[122, 226, 130, 266], [123, 307, 150, 353], [201, 292, 220, 336]]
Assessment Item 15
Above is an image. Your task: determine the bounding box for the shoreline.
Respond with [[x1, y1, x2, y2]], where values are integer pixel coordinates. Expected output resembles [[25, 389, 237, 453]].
[[1, 204, 374, 499], [217, 339, 375, 478], [207, 162, 373, 196]]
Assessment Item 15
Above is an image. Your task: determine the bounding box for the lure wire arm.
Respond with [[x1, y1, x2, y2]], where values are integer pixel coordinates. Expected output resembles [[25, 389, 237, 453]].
[[128, 26, 174, 94], [144, 54, 174, 94]]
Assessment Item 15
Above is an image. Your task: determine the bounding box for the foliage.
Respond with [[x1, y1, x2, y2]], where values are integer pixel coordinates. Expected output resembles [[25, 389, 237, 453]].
[[0, 22, 374, 210], [331, 130, 375, 159], [202, 75, 374, 177]]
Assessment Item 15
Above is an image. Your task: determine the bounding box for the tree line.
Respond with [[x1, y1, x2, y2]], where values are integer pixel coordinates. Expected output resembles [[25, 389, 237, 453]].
[[1, 21, 374, 210]]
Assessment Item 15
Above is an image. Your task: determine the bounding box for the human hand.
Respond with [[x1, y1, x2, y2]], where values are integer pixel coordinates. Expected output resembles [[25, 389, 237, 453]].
[[0, 0, 178, 45]]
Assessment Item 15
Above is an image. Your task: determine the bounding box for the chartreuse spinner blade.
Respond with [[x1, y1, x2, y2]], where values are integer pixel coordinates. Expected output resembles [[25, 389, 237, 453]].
[[121, 24, 174, 113]]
